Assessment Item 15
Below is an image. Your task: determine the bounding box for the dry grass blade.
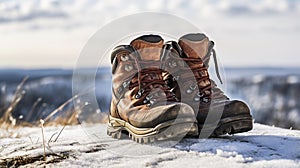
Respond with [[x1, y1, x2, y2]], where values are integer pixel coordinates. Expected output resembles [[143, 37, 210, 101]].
[[43, 94, 78, 123], [0, 77, 28, 129], [42, 87, 94, 147], [43, 86, 95, 123], [47, 132, 58, 147], [28, 136, 34, 145], [40, 119, 46, 161], [48, 101, 88, 143], [54, 125, 66, 142], [26, 97, 42, 122]]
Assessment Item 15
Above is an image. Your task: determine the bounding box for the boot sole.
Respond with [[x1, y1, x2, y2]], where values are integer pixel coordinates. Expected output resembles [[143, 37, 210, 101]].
[[107, 115, 198, 143], [199, 114, 253, 137]]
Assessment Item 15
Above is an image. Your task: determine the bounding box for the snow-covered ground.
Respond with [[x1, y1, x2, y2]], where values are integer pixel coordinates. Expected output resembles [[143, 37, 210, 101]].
[[1, 123, 299, 168]]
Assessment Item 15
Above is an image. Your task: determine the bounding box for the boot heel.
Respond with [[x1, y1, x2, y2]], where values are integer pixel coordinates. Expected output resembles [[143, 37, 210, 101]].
[[211, 115, 253, 137], [107, 124, 129, 139]]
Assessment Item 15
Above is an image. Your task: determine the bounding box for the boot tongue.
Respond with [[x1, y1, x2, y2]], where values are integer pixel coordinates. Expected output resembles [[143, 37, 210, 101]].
[[130, 35, 164, 61], [178, 33, 210, 59], [130, 35, 164, 86]]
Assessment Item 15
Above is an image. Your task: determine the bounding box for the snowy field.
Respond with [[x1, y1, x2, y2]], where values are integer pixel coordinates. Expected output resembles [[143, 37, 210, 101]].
[[1, 123, 299, 168]]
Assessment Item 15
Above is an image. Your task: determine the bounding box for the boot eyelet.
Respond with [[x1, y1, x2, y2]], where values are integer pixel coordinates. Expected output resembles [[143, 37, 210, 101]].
[[189, 84, 197, 90], [200, 70, 207, 77], [186, 89, 192, 94], [117, 87, 123, 94], [146, 99, 156, 107], [173, 75, 180, 81], [197, 92, 204, 97], [143, 95, 153, 104], [168, 60, 177, 68], [122, 81, 130, 88], [177, 60, 184, 67], [135, 89, 144, 99], [125, 65, 133, 71], [202, 97, 210, 103], [194, 97, 200, 102], [149, 100, 155, 105], [120, 54, 129, 61], [146, 95, 153, 100]]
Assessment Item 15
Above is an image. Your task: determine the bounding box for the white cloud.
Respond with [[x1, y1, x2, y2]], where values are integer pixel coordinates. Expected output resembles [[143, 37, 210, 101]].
[[0, 0, 299, 67], [0, 0, 299, 25]]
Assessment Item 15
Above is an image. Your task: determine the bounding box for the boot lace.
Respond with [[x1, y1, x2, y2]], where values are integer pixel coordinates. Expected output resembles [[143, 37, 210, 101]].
[[204, 49, 229, 100], [182, 58, 212, 103], [167, 55, 212, 103], [211, 49, 223, 84], [130, 58, 177, 107]]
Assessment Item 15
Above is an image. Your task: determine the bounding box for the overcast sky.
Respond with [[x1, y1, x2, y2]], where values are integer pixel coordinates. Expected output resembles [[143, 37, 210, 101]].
[[0, 0, 300, 68]]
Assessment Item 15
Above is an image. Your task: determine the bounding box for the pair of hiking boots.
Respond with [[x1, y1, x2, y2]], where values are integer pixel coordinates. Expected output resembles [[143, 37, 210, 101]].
[[108, 33, 253, 143]]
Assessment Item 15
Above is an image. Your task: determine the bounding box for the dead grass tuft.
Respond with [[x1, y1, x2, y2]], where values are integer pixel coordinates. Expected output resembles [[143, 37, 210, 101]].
[[0, 78, 108, 141], [0, 77, 27, 128]]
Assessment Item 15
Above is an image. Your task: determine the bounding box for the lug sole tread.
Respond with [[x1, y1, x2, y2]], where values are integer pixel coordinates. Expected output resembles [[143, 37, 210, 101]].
[[107, 121, 198, 144], [198, 114, 253, 137]]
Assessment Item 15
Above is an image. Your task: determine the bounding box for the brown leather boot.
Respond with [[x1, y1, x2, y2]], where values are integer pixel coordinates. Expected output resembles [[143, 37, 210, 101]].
[[163, 33, 253, 137], [108, 35, 198, 143]]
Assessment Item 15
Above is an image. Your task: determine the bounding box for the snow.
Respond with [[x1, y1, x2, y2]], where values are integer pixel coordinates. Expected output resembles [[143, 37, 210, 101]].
[[287, 76, 299, 84], [1, 123, 300, 167], [227, 72, 300, 129], [252, 74, 265, 84]]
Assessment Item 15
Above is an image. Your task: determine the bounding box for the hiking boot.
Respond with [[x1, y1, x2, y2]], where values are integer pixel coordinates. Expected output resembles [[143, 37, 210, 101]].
[[163, 33, 253, 137], [108, 34, 198, 143]]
